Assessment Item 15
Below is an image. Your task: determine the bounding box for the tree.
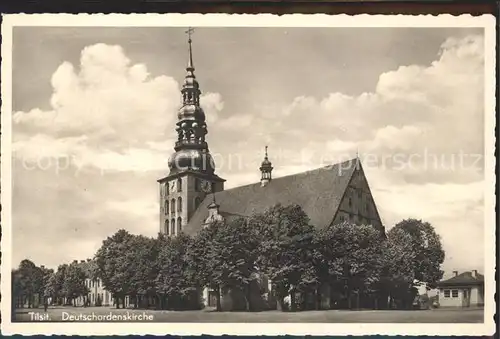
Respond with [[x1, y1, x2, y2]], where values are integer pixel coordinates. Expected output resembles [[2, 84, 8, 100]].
[[380, 226, 416, 309], [52, 264, 69, 305], [210, 218, 260, 311], [94, 229, 136, 308], [253, 204, 316, 311], [43, 272, 58, 303], [395, 219, 445, 288], [186, 224, 221, 310], [62, 262, 88, 306], [156, 233, 198, 310], [126, 235, 160, 309], [14, 259, 44, 308], [314, 222, 384, 310]]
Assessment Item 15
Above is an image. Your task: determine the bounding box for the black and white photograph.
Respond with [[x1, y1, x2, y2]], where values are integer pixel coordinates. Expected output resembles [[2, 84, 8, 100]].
[[0, 13, 496, 336]]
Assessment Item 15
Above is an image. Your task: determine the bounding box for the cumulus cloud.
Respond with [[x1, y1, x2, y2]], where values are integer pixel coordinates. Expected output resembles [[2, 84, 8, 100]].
[[13, 43, 224, 173]]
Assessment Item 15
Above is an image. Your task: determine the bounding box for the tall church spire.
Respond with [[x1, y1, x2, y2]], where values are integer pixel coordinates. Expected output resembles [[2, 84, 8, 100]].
[[168, 27, 214, 175], [260, 145, 273, 187]]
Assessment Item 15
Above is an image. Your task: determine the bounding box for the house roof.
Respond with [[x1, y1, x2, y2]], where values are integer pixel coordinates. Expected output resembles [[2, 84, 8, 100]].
[[184, 158, 360, 235], [437, 271, 484, 287]]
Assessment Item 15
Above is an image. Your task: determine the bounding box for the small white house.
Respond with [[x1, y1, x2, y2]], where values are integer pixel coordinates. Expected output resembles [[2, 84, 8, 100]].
[[437, 270, 484, 308]]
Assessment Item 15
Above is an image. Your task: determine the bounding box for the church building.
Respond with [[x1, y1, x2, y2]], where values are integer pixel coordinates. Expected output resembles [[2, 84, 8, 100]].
[[158, 32, 385, 310]]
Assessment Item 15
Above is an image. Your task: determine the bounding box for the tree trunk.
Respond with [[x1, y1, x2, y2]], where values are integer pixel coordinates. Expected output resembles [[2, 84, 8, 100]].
[[315, 287, 321, 310], [244, 285, 252, 312], [356, 291, 360, 309], [347, 288, 352, 309], [215, 286, 222, 312], [277, 297, 285, 312], [329, 282, 335, 309], [290, 290, 296, 312]]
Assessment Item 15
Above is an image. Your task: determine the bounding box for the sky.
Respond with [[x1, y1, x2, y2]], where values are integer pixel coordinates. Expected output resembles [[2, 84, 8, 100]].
[[11, 27, 486, 277]]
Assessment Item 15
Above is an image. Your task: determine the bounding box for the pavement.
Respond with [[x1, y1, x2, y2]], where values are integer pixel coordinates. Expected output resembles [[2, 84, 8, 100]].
[[13, 306, 484, 323]]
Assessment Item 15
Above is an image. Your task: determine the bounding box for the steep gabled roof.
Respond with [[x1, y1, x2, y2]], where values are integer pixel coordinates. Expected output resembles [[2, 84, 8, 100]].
[[437, 271, 484, 287], [184, 158, 359, 235]]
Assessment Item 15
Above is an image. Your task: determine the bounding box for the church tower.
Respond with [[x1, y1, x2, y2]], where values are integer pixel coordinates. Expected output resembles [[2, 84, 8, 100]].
[[158, 28, 225, 236]]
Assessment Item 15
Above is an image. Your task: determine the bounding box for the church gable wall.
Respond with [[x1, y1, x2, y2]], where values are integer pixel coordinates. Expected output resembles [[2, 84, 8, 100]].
[[332, 167, 382, 230]]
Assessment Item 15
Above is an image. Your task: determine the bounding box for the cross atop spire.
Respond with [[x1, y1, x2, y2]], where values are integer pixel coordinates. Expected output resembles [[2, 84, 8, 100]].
[[185, 27, 195, 70]]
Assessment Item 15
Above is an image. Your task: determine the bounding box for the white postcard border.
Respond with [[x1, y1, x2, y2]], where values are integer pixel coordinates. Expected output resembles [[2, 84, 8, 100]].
[[1, 13, 496, 336]]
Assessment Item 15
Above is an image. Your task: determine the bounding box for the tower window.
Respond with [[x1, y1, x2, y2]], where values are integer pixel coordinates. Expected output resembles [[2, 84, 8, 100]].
[[171, 219, 175, 235], [177, 217, 182, 234], [165, 201, 169, 215], [177, 178, 182, 192], [177, 197, 182, 212], [171, 199, 176, 214], [165, 182, 169, 195], [165, 220, 169, 235]]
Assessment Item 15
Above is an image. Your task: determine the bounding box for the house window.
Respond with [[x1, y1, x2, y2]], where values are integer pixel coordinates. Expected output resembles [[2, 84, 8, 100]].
[[165, 201, 169, 214], [171, 199, 176, 214], [444, 290, 450, 298], [171, 219, 175, 235], [177, 197, 182, 212], [177, 178, 182, 192], [452, 289, 459, 298], [177, 217, 182, 234], [165, 220, 169, 235]]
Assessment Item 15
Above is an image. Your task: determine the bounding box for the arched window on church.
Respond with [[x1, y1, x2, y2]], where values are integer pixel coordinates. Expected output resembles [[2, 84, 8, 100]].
[[177, 217, 182, 234], [195, 197, 201, 209], [171, 218, 175, 235], [165, 200, 169, 215], [177, 197, 182, 212], [177, 178, 182, 192], [165, 220, 169, 235], [171, 199, 176, 214]]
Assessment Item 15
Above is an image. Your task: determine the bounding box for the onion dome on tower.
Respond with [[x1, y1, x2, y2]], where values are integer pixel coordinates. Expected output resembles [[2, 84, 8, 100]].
[[168, 28, 215, 175]]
